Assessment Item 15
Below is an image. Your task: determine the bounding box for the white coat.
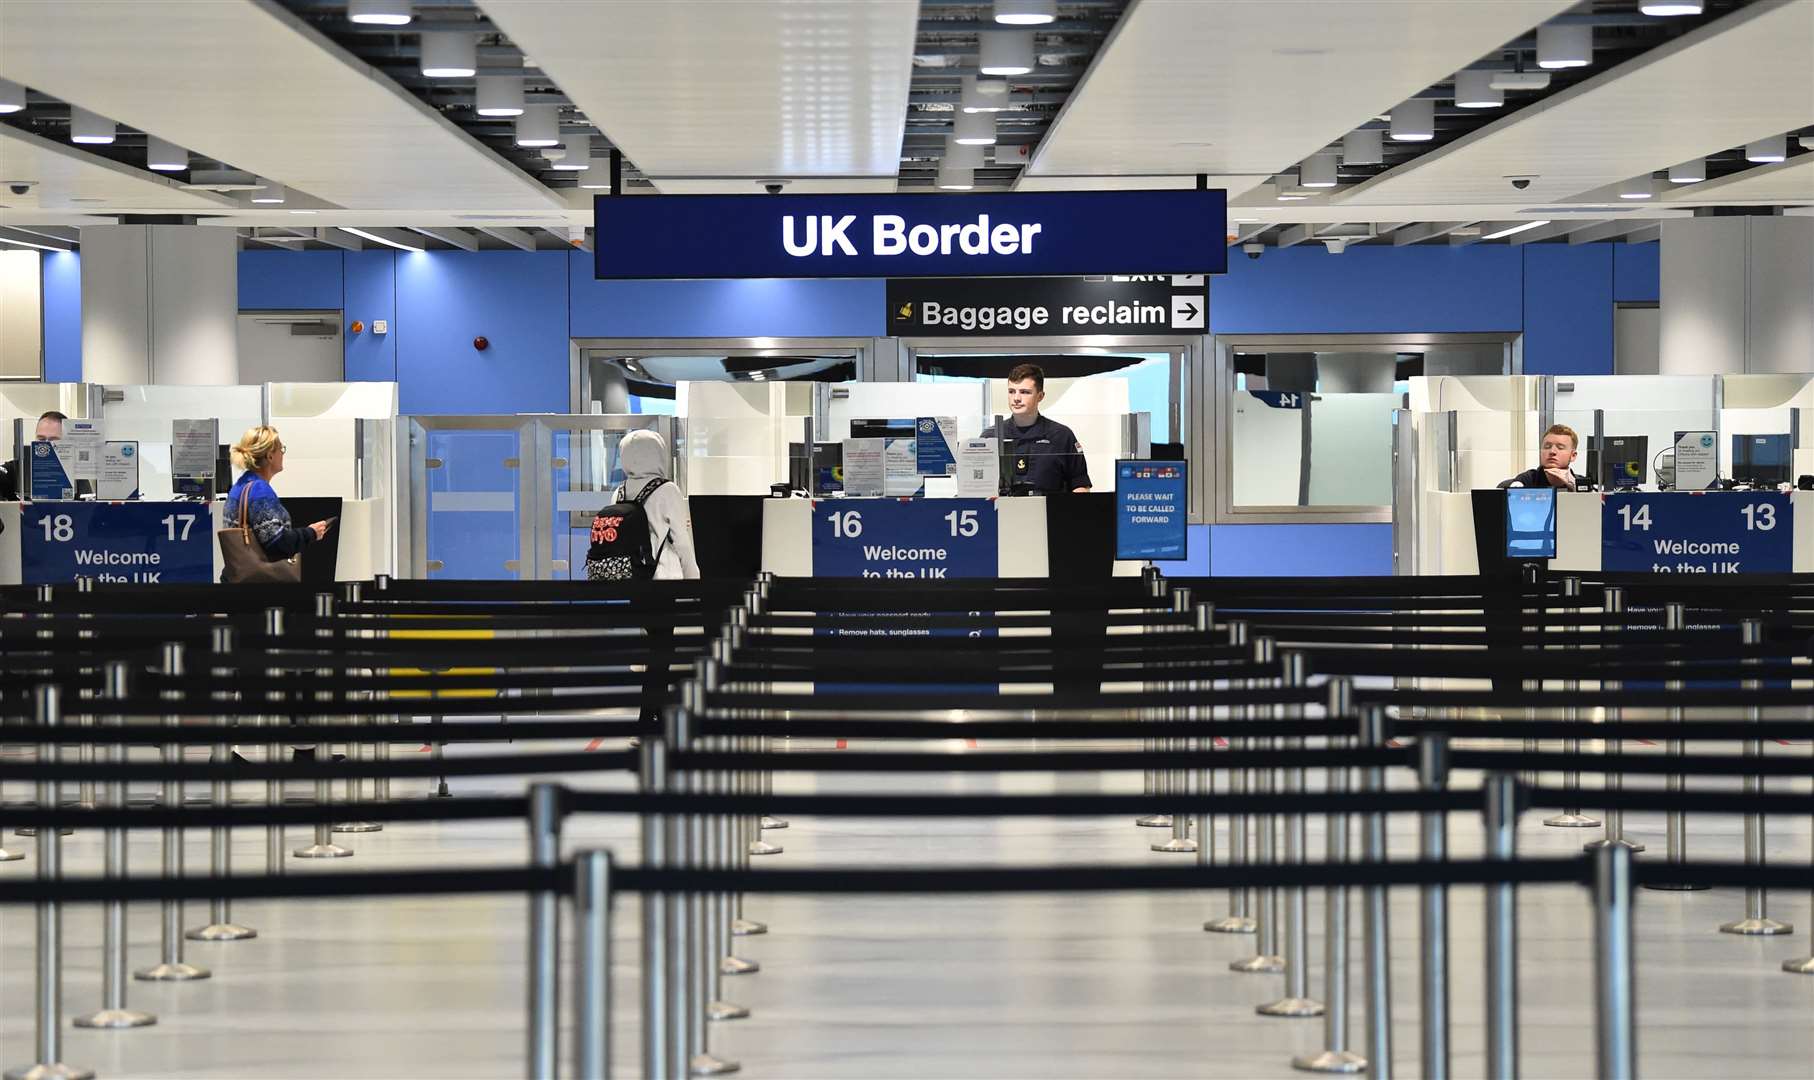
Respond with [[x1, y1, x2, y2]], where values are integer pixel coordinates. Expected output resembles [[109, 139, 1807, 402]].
[[616, 429, 700, 580]]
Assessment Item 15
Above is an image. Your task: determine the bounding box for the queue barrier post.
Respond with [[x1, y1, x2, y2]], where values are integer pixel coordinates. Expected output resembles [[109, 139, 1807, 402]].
[[1206, 620, 1256, 935], [1231, 634, 1284, 974], [526, 783, 565, 1080], [1358, 704, 1394, 1080], [294, 593, 352, 860], [573, 849, 615, 1080], [262, 606, 288, 878], [1544, 576, 1598, 829], [74, 661, 157, 1030], [1719, 618, 1792, 936], [1417, 734, 1452, 1080], [1786, 715, 1814, 974], [1152, 589, 1198, 853], [1291, 678, 1364, 1075], [705, 726, 749, 1024], [1644, 602, 1706, 891], [1484, 772, 1520, 1080], [1593, 843, 1636, 1080], [3, 685, 96, 1080], [135, 642, 210, 983], [640, 739, 675, 1080], [1585, 586, 1643, 855], [187, 623, 256, 942], [1257, 650, 1321, 1017]]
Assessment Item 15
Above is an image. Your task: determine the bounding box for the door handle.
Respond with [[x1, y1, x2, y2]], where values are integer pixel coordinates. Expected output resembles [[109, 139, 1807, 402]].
[[425, 458, 444, 469], [425, 560, 445, 572], [551, 457, 569, 468], [550, 560, 570, 572]]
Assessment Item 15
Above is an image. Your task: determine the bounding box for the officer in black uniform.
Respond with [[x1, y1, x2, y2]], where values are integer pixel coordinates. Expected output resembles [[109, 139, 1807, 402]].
[[998, 363, 1091, 494]]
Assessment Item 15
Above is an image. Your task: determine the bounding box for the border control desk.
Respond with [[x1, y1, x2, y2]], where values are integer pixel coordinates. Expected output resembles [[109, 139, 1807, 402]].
[[1436, 489, 1814, 576], [759, 495, 1117, 581]]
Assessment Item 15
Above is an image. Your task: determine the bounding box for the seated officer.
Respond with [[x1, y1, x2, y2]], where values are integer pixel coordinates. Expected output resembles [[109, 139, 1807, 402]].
[[998, 363, 1091, 494], [1499, 423, 1593, 491], [0, 411, 73, 501]]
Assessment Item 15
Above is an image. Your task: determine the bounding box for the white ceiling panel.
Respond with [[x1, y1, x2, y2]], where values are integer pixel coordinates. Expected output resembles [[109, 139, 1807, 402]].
[[1340, 0, 1814, 207], [0, 0, 561, 213], [483, 0, 918, 189], [0, 125, 234, 216], [650, 177, 902, 195], [1659, 155, 1814, 205], [1021, 0, 1576, 195]]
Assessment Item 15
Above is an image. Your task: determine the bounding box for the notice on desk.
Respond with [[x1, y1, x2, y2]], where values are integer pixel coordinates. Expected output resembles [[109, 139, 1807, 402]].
[[1115, 460, 1188, 560], [841, 437, 885, 497], [956, 438, 998, 498], [883, 434, 923, 496], [60, 420, 103, 484], [914, 416, 958, 476], [97, 441, 140, 501], [28, 440, 74, 500], [172, 418, 219, 497], [1673, 431, 1718, 491]]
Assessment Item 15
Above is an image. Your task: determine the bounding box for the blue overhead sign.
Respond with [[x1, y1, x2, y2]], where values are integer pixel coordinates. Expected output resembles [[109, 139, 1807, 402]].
[[593, 190, 1228, 280], [1601, 492, 1791, 574], [1115, 461, 1189, 561]]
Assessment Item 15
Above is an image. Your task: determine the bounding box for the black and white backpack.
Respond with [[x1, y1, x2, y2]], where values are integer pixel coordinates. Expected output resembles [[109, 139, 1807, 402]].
[[585, 478, 669, 582]]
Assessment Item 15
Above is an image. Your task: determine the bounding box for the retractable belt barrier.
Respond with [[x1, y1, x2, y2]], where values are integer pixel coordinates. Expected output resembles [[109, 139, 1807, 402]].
[[3, 569, 1813, 1080]]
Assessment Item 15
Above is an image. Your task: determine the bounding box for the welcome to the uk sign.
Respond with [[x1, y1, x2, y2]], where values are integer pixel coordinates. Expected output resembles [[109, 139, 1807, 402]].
[[593, 190, 1227, 280]]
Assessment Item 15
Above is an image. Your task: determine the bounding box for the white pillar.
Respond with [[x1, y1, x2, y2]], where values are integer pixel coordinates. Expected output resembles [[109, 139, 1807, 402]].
[[78, 225, 238, 384], [1660, 215, 1814, 375]]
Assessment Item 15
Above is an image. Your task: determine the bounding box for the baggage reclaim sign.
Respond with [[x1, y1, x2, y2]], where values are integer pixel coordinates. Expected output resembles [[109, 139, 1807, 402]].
[[888, 276, 1206, 337], [593, 190, 1226, 279]]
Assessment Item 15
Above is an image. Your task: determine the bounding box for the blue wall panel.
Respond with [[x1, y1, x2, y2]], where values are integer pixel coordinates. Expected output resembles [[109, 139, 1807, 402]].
[[239, 250, 342, 310], [343, 250, 397, 384], [567, 251, 884, 338], [1209, 246, 1523, 334], [395, 252, 569, 414], [1208, 523, 1394, 577], [40, 251, 81, 383], [1522, 244, 1613, 375], [1613, 242, 1659, 303]]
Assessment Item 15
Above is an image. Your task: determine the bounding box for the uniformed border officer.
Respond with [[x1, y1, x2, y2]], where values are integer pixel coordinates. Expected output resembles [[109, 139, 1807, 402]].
[[999, 362, 1091, 495]]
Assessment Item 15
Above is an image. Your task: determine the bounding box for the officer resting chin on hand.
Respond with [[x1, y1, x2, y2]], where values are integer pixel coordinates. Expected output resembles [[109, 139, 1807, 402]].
[[999, 362, 1091, 495]]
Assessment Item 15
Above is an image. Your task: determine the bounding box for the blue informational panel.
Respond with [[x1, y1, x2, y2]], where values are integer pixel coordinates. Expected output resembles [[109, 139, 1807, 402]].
[[1115, 461, 1188, 560], [1601, 492, 1792, 574], [595, 191, 1228, 280], [811, 498, 997, 579], [20, 502, 214, 585]]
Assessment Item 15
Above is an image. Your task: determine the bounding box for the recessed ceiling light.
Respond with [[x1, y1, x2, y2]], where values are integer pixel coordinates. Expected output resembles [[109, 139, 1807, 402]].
[[0, 235, 61, 252], [1453, 70, 1504, 109], [1389, 99, 1434, 142], [1745, 135, 1787, 163], [979, 30, 1035, 75], [348, 0, 412, 25], [476, 76, 525, 117], [420, 32, 476, 78], [0, 78, 25, 114], [1639, 1, 1703, 14], [551, 134, 592, 170], [1537, 24, 1592, 69], [1300, 153, 1338, 188], [953, 111, 996, 146], [146, 136, 187, 171], [1667, 159, 1705, 183], [250, 180, 286, 204], [69, 107, 116, 144], [515, 104, 560, 147], [1342, 129, 1383, 166], [993, 0, 1055, 25], [1618, 177, 1654, 199]]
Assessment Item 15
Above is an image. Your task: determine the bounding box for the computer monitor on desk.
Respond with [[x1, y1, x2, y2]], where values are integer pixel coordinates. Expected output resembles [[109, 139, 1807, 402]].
[[1730, 433, 1791, 488], [1504, 486, 1557, 560], [1594, 435, 1647, 490]]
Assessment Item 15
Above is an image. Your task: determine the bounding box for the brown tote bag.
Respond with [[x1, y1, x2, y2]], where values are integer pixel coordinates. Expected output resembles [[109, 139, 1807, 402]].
[[218, 484, 302, 584]]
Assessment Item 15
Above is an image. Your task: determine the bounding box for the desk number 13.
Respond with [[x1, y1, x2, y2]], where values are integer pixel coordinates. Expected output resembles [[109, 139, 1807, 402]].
[[1741, 503, 1776, 531]]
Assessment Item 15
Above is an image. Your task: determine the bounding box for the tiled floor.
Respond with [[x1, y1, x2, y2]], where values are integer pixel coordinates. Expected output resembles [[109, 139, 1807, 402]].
[[1, 736, 1809, 1079]]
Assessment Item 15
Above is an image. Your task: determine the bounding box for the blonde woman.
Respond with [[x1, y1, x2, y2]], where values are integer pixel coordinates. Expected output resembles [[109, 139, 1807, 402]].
[[224, 426, 331, 574]]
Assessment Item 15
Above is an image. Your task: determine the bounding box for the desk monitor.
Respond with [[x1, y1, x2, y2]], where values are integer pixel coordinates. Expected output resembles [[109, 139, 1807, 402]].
[[1504, 486, 1557, 560], [1731, 433, 1791, 487], [1598, 435, 1647, 489]]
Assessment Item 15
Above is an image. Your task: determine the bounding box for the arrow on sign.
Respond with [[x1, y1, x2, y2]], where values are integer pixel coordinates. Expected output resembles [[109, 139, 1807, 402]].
[[1176, 301, 1199, 321]]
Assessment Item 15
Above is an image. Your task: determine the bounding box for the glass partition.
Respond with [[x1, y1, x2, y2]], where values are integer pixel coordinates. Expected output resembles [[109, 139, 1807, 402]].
[[100, 385, 263, 500]]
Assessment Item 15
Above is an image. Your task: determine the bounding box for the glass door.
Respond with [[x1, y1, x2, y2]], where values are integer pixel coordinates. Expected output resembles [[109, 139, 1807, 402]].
[[532, 416, 674, 580], [408, 419, 528, 580]]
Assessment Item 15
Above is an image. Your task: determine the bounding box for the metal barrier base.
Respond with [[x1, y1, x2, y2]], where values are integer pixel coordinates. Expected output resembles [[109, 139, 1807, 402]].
[[1229, 954, 1285, 974], [1584, 838, 1646, 854], [759, 816, 788, 830], [333, 822, 383, 834], [0, 847, 23, 861], [1543, 812, 1601, 828], [1134, 815, 1171, 828], [1257, 997, 1325, 1018], [1203, 916, 1256, 934], [1642, 882, 1711, 892], [689, 1052, 740, 1076], [747, 841, 783, 857], [133, 962, 209, 982], [71, 1008, 155, 1030], [4, 1062, 95, 1080], [707, 1000, 750, 1021], [720, 956, 760, 975], [1291, 1050, 1367, 1074], [730, 919, 767, 936], [293, 843, 353, 859], [1782, 955, 1814, 974], [1151, 838, 1198, 853], [185, 923, 257, 942], [1719, 917, 1793, 936]]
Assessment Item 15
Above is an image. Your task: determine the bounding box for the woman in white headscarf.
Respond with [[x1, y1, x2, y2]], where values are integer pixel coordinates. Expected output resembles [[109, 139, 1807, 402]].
[[616, 428, 700, 580]]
